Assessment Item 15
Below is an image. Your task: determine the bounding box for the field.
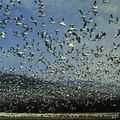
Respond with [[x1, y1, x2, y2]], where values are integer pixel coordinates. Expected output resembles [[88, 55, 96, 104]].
[[0, 112, 119, 120]]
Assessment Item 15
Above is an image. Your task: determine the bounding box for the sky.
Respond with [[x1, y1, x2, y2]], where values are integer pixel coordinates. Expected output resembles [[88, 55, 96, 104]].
[[0, 0, 120, 89]]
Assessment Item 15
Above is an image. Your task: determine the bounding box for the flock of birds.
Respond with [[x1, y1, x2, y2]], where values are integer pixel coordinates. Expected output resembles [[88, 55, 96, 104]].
[[0, 0, 120, 112]]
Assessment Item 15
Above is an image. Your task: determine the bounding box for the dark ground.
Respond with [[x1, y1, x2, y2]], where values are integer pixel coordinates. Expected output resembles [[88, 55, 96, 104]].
[[0, 71, 120, 113]]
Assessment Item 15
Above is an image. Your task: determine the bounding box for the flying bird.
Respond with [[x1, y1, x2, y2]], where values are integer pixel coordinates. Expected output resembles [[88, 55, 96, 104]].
[[49, 18, 55, 24], [0, 32, 6, 39], [60, 18, 66, 26], [114, 29, 120, 38], [109, 14, 114, 24]]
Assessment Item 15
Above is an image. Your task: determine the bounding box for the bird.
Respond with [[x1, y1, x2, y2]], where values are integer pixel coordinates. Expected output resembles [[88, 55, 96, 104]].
[[102, 0, 109, 3], [38, 31, 47, 39], [80, 22, 87, 31], [115, 17, 119, 24], [78, 9, 83, 15], [21, 31, 28, 37], [0, 32, 6, 39], [0, 1, 3, 10], [76, 36, 82, 43], [38, 12, 45, 17], [13, 31, 19, 37], [68, 24, 77, 33], [92, 34, 100, 41], [87, 17, 94, 24], [30, 17, 37, 25], [55, 29, 60, 35], [16, 51, 25, 57], [17, 0, 21, 4], [38, 0, 45, 17], [109, 14, 114, 24], [34, 0, 37, 4], [60, 18, 66, 26], [93, 23, 98, 29], [89, 28, 94, 38], [44, 39, 51, 49], [3, 7, 10, 16], [81, 52, 90, 56], [114, 29, 120, 38], [100, 32, 106, 40], [14, 15, 24, 25], [112, 42, 120, 50], [41, 22, 46, 27], [92, 1, 98, 9], [68, 43, 75, 48], [78, 9, 87, 21], [92, 1, 98, 16], [49, 18, 55, 24]]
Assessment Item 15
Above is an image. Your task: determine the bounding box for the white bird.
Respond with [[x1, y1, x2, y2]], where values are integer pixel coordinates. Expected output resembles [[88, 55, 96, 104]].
[[44, 39, 52, 50], [49, 18, 55, 24], [87, 17, 94, 23], [114, 29, 120, 38], [21, 31, 28, 37], [60, 18, 66, 26], [14, 15, 23, 25], [93, 23, 98, 29], [55, 29, 60, 35], [112, 42, 120, 50], [68, 24, 77, 33], [80, 22, 87, 31], [16, 51, 24, 57], [9, 0, 15, 6], [92, 1, 98, 15], [100, 32, 106, 40], [92, 34, 100, 41], [61, 53, 67, 60], [0, 32, 6, 39], [13, 31, 19, 37], [102, 0, 109, 3], [92, 1, 98, 9], [115, 17, 119, 24], [82, 52, 90, 56], [68, 43, 75, 48], [41, 22, 46, 27], [109, 14, 114, 24], [30, 17, 37, 25]]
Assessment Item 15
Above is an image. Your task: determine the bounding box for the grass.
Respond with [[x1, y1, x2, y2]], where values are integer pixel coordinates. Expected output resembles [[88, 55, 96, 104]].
[[0, 112, 119, 120]]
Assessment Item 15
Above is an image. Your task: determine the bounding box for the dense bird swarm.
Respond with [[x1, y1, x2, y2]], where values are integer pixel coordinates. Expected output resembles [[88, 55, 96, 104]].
[[0, 0, 120, 112]]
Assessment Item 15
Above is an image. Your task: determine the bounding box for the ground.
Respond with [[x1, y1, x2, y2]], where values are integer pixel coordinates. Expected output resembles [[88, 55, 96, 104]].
[[0, 112, 119, 120]]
